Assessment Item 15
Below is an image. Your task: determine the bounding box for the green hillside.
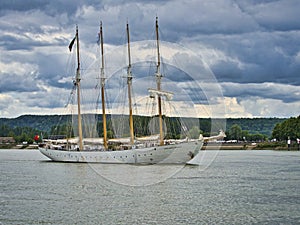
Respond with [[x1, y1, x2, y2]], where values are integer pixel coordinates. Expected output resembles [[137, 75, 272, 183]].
[[0, 115, 286, 138]]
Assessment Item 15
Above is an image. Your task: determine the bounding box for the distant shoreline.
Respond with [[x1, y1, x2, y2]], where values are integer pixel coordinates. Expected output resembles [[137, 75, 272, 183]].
[[1, 142, 299, 151], [203, 142, 299, 151]]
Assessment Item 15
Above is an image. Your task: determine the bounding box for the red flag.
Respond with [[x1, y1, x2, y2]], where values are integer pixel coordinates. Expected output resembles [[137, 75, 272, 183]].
[[34, 135, 40, 141]]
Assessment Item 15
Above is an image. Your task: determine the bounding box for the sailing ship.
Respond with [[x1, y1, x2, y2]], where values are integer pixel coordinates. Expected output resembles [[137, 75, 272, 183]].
[[39, 18, 224, 164]]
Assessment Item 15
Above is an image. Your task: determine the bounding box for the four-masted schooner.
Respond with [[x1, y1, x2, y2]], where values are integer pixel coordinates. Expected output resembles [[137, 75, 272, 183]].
[[39, 18, 223, 164]]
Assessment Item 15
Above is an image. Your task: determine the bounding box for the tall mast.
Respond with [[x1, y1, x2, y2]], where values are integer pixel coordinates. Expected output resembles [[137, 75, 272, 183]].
[[155, 17, 164, 146], [126, 22, 134, 145], [75, 26, 83, 150], [100, 21, 108, 149]]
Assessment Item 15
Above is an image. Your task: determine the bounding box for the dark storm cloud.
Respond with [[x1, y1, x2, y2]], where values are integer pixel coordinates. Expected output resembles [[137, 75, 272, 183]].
[[158, 0, 260, 40], [221, 82, 300, 103], [0, 0, 299, 117], [1, 33, 55, 51], [236, 0, 300, 31], [0, 0, 87, 16], [0, 72, 41, 93], [0, 34, 33, 51], [205, 30, 300, 86], [0, 0, 47, 13]]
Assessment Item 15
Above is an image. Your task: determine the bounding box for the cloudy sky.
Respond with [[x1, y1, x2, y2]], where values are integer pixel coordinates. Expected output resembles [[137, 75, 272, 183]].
[[0, 0, 300, 118]]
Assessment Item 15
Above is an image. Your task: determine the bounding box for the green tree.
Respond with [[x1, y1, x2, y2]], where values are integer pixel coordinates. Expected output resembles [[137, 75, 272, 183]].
[[50, 123, 73, 138], [188, 126, 202, 139], [249, 133, 267, 142], [272, 116, 300, 141], [229, 124, 242, 140], [241, 130, 249, 141]]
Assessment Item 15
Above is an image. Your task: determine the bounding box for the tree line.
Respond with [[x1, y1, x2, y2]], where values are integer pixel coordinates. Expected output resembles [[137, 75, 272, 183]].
[[0, 115, 298, 144], [272, 116, 300, 141], [0, 125, 43, 144], [223, 116, 300, 142]]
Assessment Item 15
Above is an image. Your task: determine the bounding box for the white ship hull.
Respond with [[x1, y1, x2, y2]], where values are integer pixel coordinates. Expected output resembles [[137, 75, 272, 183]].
[[39, 140, 202, 164]]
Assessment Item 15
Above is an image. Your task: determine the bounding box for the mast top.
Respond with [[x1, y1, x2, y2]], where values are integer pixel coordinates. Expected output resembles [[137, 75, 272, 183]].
[[126, 21, 132, 70], [155, 16, 161, 74]]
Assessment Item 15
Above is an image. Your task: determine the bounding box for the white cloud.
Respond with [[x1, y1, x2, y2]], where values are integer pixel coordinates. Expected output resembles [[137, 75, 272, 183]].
[[0, 61, 38, 76], [194, 97, 251, 118], [239, 97, 300, 118]]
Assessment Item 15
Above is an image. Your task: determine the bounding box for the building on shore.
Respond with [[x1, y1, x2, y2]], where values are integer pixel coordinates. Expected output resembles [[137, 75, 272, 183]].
[[0, 137, 16, 144]]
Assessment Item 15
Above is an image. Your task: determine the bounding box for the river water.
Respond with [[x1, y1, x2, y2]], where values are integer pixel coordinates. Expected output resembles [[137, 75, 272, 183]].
[[0, 149, 299, 224]]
